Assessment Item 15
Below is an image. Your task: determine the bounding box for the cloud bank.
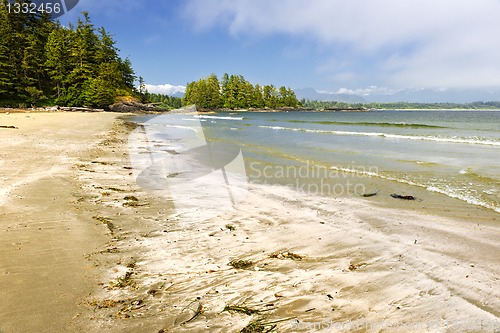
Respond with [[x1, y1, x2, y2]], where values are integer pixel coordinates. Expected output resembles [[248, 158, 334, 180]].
[[182, 0, 500, 89], [144, 84, 186, 95]]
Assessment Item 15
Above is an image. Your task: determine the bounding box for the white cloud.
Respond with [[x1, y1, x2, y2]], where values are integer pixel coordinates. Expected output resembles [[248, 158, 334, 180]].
[[145, 84, 186, 95], [182, 0, 500, 89], [335, 86, 400, 96]]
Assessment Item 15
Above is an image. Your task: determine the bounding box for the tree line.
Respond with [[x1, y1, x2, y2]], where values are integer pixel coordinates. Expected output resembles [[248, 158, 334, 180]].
[[302, 100, 500, 110], [183, 74, 301, 110], [146, 93, 183, 109], [0, 1, 136, 108]]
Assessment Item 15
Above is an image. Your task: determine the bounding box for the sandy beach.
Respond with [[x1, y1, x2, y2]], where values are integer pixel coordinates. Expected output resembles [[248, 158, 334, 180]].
[[0, 111, 498, 333]]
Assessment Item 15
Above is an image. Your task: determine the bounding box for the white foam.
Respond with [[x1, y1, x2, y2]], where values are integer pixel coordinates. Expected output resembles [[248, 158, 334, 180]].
[[328, 166, 500, 214], [427, 186, 500, 213], [194, 115, 243, 120], [259, 125, 500, 146]]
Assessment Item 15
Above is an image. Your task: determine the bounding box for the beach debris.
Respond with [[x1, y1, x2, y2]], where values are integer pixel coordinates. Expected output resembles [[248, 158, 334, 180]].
[[348, 262, 367, 271], [86, 298, 124, 309], [390, 194, 416, 200], [0, 125, 18, 129], [100, 247, 119, 254], [166, 172, 183, 178], [109, 271, 136, 289], [305, 308, 316, 312], [91, 160, 112, 165], [241, 318, 293, 333], [361, 191, 379, 197], [327, 294, 334, 300], [126, 260, 137, 269], [225, 224, 236, 231], [123, 195, 147, 207], [107, 187, 126, 192], [175, 300, 204, 325], [241, 319, 276, 333], [224, 304, 263, 315], [92, 215, 115, 233], [229, 259, 254, 270], [148, 289, 158, 296], [270, 251, 304, 261], [114, 300, 146, 319]]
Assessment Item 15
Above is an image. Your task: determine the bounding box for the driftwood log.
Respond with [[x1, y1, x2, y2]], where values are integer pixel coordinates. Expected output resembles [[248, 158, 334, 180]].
[[390, 194, 416, 200]]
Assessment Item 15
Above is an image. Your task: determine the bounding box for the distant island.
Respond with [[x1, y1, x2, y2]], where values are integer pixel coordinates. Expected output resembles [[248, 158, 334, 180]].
[[182, 74, 301, 110]]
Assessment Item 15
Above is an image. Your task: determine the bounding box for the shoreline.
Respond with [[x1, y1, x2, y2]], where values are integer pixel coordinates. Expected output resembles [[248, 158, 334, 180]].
[[0, 112, 498, 332]]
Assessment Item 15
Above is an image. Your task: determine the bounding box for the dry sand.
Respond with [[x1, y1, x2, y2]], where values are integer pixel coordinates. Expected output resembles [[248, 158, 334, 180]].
[[0, 111, 498, 333]]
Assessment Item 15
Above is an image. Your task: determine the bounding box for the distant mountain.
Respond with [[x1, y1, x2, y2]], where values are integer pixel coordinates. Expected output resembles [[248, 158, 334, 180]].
[[294, 87, 500, 104], [294, 88, 367, 103]]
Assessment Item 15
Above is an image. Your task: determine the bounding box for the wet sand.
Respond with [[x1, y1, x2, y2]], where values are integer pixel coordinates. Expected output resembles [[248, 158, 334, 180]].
[[0, 111, 498, 332], [0, 112, 129, 332]]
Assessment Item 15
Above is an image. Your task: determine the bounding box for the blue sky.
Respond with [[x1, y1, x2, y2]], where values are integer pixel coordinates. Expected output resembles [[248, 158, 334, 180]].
[[60, 0, 500, 97]]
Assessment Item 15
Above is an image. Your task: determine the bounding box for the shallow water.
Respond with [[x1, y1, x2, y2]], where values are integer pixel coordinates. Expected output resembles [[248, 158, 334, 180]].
[[134, 110, 500, 214]]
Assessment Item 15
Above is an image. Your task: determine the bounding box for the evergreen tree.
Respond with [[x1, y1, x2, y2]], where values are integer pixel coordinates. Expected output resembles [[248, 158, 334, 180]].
[[252, 84, 265, 108], [85, 62, 122, 108], [95, 27, 118, 64], [0, 6, 138, 108], [21, 10, 54, 100], [119, 57, 135, 89], [183, 74, 300, 110], [0, 1, 15, 99], [205, 74, 222, 109], [263, 85, 278, 108], [65, 12, 98, 104], [45, 24, 71, 99]]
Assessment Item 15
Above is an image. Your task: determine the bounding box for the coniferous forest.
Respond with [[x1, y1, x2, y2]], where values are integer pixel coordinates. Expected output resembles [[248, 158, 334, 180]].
[[0, 2, 136, 108]]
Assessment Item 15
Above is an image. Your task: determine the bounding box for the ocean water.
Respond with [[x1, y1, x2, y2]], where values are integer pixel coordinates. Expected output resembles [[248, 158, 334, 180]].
[[133, 110, 500, 214]]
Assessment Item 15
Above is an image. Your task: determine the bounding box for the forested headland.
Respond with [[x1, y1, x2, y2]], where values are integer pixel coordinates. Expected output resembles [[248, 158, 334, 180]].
[[302, 100, 500, 110], [182, 74, 301, 110], [0, 2, 136, 108]]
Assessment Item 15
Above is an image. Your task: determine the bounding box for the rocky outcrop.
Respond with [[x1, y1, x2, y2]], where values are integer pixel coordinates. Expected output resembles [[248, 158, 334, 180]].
[[109, 101, 160, 113]]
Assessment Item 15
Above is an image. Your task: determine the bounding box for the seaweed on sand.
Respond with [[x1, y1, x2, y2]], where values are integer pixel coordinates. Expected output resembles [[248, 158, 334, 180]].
[[240, 318, 292, 333], [270, 251, 304, 260], [229, 259, 254, 270]]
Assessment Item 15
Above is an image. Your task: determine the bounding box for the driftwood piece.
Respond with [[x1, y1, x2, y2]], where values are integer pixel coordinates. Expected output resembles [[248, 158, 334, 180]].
[[361, 191, 379, 197], [390, 194, 416, 200]]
